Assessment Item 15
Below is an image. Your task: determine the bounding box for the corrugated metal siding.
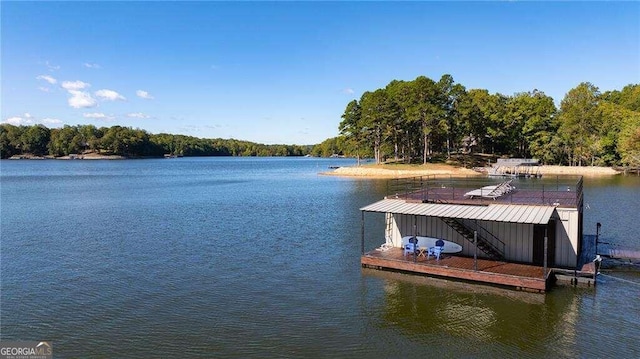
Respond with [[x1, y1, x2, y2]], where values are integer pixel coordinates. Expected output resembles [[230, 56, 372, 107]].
[[369, 200, 578, 267], [555, 208, 579, 267], [389, 213, 535, 262], [361, 199, 555, 225]]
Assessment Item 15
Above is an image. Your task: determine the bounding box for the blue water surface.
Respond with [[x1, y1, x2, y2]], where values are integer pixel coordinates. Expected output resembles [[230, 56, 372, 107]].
[[1, 158, 639, 358]]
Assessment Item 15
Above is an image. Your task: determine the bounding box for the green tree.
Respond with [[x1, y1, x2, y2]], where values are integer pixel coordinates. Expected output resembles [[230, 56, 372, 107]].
[[360, 89, 396, 164], [20, 125, 51, 156], [311, 137, 346, 157], [602, 84, 640, 112], [438, 76, 466, 159], [338, 100, 365, 165], [406, 76, 443, 164], [0, 124, 25, 158], [78, 125, 102, 152], [507, 90, 558, 160], [48, 125, 83, 156], [558, 82, 602, 166], [458, 89, 506, 154], [615, 109, 640, 166]]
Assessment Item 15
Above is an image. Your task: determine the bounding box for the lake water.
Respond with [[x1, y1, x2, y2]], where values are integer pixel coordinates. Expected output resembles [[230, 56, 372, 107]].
[[1, 158, 639, 358]]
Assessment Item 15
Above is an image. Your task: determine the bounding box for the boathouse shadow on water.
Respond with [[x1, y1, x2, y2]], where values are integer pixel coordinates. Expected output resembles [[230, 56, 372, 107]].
[[361, 268, 582, 354]]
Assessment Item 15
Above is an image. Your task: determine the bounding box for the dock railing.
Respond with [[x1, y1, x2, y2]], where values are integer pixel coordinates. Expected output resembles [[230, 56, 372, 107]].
[[386, 175, 583, 208]]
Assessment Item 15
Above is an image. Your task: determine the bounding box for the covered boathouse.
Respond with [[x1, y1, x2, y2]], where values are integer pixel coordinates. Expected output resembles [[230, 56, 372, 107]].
[[360, 176, 590, 293]]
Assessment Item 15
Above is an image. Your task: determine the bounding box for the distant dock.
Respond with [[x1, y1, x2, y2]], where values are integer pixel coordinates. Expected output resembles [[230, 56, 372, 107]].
[[599, 248, 640, 261], [488, 158, 542, 178]]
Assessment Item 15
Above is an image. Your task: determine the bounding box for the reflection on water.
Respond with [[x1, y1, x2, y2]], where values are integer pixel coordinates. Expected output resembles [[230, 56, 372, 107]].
[[365, 270, 561, 347], [362, 264, 640, 358]]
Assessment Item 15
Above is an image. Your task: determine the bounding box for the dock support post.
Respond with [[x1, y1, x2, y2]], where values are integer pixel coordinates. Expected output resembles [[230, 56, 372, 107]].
[[595, 222, 601, 255], [544, 227, 548, 278], [474, 230, 478, 271], [361, 211, 365, 255], [413, 215, 417, 263]]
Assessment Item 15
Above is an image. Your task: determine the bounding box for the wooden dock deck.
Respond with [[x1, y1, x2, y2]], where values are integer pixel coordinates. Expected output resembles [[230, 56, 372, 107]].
[[362, 248, 551, 292]]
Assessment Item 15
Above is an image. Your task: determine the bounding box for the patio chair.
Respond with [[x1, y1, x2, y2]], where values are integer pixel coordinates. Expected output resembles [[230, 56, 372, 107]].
[[428, 239, 445, 260], [403, 236, 419, 256]]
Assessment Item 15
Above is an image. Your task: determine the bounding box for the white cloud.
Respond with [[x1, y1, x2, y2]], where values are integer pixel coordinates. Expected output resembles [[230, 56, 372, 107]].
[[127, 112, 150, 119], [95, 89, 126, 101], [36, 75, 57, 84], [136, 90, 154, 99], [83, 112, 108, 119], [83, 62, 101, 69], [2, 116, 30, 125], [1, 113, 61, 126], [42, 118, 62, 125], [62, 80, 91, 91], [342, 88, 354, 95], [45, 61, 60, 71], [3, 113, 35, 125], [38, 87, 51, 93], [68, 90, 97, 108], [83, 112, 115, 121], [61, 81, 96, 108]]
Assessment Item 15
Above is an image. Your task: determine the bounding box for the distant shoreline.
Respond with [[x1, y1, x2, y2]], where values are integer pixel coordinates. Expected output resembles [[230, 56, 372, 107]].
[[322, 164, 621, 178], [8, 154, 128, 160], [3, 155, 625, 177], [4, 153, 311, 160]]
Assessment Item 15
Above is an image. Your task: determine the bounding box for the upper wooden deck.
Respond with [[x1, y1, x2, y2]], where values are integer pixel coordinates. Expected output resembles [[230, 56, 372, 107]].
[[387, 175, 583, 208]]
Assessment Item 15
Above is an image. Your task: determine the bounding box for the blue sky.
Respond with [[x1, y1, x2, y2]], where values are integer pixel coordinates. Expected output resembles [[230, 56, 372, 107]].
[[2, 1, 638, 145]]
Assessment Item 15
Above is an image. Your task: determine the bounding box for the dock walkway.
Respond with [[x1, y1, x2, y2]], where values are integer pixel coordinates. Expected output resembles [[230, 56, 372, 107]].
[[362, 248, 550, 292]]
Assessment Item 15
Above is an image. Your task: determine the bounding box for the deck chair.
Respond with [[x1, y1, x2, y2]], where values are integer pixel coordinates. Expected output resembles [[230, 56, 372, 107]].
[[427, 246, 443, 260], [464, 180, 514, 199], [427, 239, 445, 260], [403, 236, 419, 256]]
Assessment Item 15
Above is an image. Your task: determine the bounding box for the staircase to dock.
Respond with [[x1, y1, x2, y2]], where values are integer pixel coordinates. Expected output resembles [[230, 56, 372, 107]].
[[440, 217, 505, 260]]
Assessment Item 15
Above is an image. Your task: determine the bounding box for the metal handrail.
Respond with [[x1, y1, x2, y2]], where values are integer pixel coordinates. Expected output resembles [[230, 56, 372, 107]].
[[387, 175, 584, 207], [473, 221, 506, 258]]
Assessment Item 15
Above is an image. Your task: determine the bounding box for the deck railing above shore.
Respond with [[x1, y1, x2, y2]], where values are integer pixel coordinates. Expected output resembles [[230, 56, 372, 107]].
[[386, 175, 584, 208]]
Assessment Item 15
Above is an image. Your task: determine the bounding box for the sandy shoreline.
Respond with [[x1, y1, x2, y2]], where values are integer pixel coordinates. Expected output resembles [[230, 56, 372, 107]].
[[322, 164, 621, 178], [57, 154, 127, 160], [8, 154, 131, 160]]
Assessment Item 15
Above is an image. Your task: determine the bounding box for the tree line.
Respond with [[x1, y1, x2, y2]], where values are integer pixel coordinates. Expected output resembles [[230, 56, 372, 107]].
[[2, 78, 638, 165], [0, 124, 312, 159], [330, 75, 639, 166]]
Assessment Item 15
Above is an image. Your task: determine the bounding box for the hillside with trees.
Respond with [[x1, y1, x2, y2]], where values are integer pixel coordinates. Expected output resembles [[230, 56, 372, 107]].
[[0, 124, 311, 159], [2, 78, 638, 166], [334, 76, 639, 167]]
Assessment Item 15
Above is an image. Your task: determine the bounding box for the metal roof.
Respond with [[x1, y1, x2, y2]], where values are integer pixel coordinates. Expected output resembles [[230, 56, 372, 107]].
[[360, 199, 556, 225]]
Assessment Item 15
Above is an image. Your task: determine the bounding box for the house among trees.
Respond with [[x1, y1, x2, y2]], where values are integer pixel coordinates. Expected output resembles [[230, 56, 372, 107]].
[[459, 135, 477, 154]]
